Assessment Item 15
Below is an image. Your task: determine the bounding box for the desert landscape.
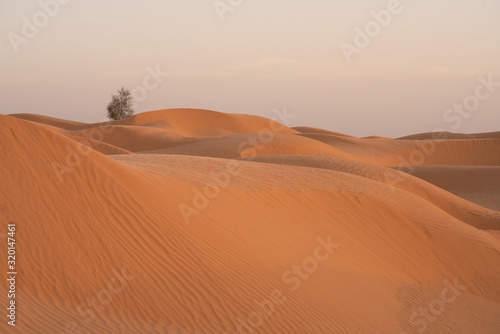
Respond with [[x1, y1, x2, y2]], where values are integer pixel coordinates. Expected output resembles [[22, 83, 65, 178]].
[[1, 108, 499, 333], [3, 1, 500, 332]]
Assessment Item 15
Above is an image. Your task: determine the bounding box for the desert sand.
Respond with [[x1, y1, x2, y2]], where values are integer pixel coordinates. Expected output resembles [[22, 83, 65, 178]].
[[1, 108, 499, 334]]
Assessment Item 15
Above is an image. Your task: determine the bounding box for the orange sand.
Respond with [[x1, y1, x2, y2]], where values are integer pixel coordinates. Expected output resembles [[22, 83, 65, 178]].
[[1, 109, 499, 333]]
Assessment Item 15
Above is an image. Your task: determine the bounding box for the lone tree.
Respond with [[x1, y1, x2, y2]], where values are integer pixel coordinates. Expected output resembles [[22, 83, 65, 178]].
[[107, 87, 134, 120]]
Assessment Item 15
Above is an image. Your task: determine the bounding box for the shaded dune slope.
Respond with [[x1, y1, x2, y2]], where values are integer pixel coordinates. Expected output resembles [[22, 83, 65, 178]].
[[401, 166, 500, 211], [397, 131, 500, 140]]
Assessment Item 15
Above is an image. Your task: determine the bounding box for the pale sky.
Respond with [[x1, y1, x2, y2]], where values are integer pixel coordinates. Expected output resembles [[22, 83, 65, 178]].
[[1, 0, 499, 137]]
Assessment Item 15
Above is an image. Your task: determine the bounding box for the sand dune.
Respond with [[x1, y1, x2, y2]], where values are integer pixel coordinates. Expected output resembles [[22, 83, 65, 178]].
[[106, 108, 300, 137], [244, 155, 500, 230], [140, 133, 359, 160], [292, 126, 355, 137], [400, 166, 500, 212], [9, 113, 87, 131], [397, 131, 500, 140], [1, 109, 499, 334], [70, 125, 193, 153], [361, 135, 392, 140], [296, 133, 500, 166]]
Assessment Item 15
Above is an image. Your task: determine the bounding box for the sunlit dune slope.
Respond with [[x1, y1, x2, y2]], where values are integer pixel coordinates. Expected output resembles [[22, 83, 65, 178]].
[[97, 108, 301, 137]]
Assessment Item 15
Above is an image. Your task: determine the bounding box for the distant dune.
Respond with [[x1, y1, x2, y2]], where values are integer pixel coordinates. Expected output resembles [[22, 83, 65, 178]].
[[397, 131, 500, 140], [2, 109, 500, 334]]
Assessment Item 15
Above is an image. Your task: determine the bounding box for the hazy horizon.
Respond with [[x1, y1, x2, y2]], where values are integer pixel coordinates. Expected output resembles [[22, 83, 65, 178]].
[[2, 0, 499, 137]]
